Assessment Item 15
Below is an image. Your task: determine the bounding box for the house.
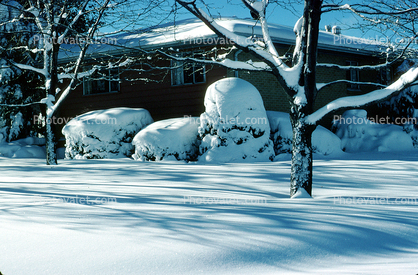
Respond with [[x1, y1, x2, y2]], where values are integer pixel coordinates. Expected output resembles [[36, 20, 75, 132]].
[[56, 17, 391, 132]]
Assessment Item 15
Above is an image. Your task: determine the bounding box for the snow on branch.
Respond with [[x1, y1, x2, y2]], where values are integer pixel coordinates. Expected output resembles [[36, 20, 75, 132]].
[[241, 0, 283, 66], [176, 0, 297, 97], [316, 62, 390, 71], [316, 80, 386, 92], [9, 61, 46, 76], [324, 3, 418, 16], [51, 0, 112, 116], [57, 0, 90, 44], [306, 66, 418, 124], [0, 101, 44, 108], [158, 49, 271, 72]]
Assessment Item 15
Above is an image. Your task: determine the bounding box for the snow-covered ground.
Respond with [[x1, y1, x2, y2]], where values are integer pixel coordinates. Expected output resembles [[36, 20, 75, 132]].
[[1, 153, 418, 274]]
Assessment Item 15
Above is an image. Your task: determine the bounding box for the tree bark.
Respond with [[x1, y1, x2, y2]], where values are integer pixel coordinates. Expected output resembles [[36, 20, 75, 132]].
[[45, 116, 57, 165], [45, 31, 60, 165], [290, 108, 315, 197], [289, 0, 322, 197]]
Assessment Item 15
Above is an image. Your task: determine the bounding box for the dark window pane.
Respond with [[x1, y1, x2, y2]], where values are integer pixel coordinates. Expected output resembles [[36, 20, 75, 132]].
[[194, 65, 205, 83], [183, 63, 194, 84]]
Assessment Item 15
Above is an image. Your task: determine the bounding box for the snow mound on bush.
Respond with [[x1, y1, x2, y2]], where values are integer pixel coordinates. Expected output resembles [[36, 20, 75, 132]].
[[333, 109, 415, 152], [0, 137, 46, 158], [62, 108, 153, 159], [267, 111, 293, 154], [198, 77, 274, 162], [132, 117, 200, 161], [267, 111, 343, 156]]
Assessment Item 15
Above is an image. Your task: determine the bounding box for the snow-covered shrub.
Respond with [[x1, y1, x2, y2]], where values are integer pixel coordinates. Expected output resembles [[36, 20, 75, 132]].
[[132, 117, 200, 161], [267, 111, 343, 156], [375, 60, 418, 148], [267, 111, 293, 154], [62, 108, 153, 159], [312, 126, 343, 156], [0, 137, 45, 158], [198, 77, 274, 162], [332, 109, 415, 152]]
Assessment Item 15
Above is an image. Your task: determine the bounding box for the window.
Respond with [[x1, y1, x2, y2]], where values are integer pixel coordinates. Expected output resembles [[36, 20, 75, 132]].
[[346, 61, 360, 91], [83, 68, 120, 95], [171, 53, 206, 86]]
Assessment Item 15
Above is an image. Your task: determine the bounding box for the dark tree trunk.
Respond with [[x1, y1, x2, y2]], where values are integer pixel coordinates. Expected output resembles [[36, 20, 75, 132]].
[[289, 115, 315, 196], [45, 35, 60, 165], [289, 0, 322, 197]]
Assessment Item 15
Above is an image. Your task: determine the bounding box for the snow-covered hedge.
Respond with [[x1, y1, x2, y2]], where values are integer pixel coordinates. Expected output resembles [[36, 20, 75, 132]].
[[198, 77, 274, 162], [62, 108, 153, 159], [267, 111, 343, 156], [332, 109, 415, 152], [0, 137, 45, 158], [267, 111, 293, 154], [132, 117, 200, 161]]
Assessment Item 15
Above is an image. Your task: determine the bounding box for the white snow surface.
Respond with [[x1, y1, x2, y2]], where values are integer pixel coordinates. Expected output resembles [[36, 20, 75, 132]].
[[333, 109, 415, 152], [1, 153, 418, 274], [132, 117, 200, 161], [62, 107, 153, 159], [267, 111, 343, 156], [198, 77, 274, 162]]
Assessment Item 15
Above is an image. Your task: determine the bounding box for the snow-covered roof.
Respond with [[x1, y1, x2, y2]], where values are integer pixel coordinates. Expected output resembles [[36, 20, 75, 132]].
[[0, 0, 22, 22], [59, 17, 386, 61]]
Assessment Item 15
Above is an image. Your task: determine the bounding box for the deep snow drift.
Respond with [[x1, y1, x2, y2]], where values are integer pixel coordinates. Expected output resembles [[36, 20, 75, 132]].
[[267, 111, 343, 156], [62, 107, 153, 159], [198, 77, 274, 162], [333, 109, 415, 152], [0, 136, 45, 158], [132, 117, 200, 161], [1, 154, 418, 274]]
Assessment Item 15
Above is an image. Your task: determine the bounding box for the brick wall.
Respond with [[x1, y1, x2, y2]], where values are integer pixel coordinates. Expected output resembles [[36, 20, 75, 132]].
[[227, 47, 384, 127]]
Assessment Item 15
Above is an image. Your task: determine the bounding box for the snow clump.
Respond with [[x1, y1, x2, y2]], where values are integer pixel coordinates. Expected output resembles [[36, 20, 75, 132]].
[[198, 77, 274, 162], [332, 109, 415, 152], [0, 137, 45, 158], [132, 117, 200, 161], [62, 108, 153, 159], [267, 111, 343, 156]]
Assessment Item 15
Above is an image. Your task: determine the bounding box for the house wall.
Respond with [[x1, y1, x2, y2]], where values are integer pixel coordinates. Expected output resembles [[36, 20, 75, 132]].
[[56, 43, 385, 136], [226, 47, 385, 126], [57, 63, 228, 125]]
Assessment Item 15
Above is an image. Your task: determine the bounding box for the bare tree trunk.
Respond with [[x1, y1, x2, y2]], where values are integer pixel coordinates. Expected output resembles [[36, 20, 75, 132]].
[[44, 35, 59, 165], [289, 0, 322, 197], [45, 117, 57, 165], [289, 108, 315, 197]]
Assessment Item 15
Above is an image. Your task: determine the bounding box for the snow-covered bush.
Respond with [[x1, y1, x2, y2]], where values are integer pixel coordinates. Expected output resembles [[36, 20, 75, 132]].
[[376, 60, 418, 148], [332, 109, 415, 152], [62, 108, 153, 159], [267, 111, 293, 154], [0, 137, 45, 158], [132, 117, 200, 161], [267, 111, 343, 156], [198, 77, 274, 162]]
